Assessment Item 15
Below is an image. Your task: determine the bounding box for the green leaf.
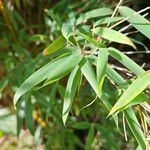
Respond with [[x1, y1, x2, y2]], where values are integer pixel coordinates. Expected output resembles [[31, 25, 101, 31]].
[[25, 96, 35, 135], [94, 16, 124, 27], [119, 6, 150, 39], [109, 70, 150, 116], [61, 23, 77, 46], [62, 66, 81, 125], [80, 58, 114, 114], [106, 66, 146, 149], [106, 65, 128, 89], [97, 49, 108, 92], [78, 28, 105, 48], [106, 66, 146, 148], [61, 23, 73, 41], [76, 8, 113, 25], [108, 47, 145, 76], [124, 108, 146, 150], [43, 35, 66, 55], [85, 127, 95, 150], [80, 58, 97, 93], [14, 52, 83, 106], [72, 121, 90, 129], [85, 8, 113, 19], [92, 27, 136, 49]]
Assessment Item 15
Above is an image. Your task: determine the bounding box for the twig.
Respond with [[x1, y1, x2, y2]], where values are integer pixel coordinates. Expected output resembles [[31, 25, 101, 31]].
[[107, 0, 124, 27]]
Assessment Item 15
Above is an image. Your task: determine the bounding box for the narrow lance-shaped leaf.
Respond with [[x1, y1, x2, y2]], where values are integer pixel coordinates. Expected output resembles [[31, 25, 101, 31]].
[[94, 16, 124, 27], [76, 8, 113, 25], [85, 127, 95, 150], [97, 49, 108, 93], [119, 6, 150, 39], [62, 66, 81, 125], [61, 23, 77, 46], [14, 52, 83, 106], [81, 58, 118, 126], [125, 108, 146, 150], [108, 47, 145, 76], [80, 58, 97, 93], [43, 35, 66, 55], [85, 8, 113, 19], [106, 66, 146, 149], [80, 58, 112, 110], [25, 96, 35, 135], [108, 70, 150, 116], [92, 27, 136, 49]]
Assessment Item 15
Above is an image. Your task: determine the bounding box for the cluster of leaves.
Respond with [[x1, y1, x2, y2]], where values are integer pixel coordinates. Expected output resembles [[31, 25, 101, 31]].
[[0, 0, 150, 149]]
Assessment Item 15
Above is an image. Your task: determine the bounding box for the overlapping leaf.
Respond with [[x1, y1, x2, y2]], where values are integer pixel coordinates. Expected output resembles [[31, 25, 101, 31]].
[[97, 49, 108, 92], [14, 52, 83, 105], [62, 66, 81, 125], [108, 70, 150, 116], [119, 6, 150, 39], [92, 27, 136, 49], [108, 47, 145, 75], [43, 35, 66, 55]]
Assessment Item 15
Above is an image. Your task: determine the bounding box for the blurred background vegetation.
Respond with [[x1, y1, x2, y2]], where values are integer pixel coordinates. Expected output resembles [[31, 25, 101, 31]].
[[0, 0, 150, 149]]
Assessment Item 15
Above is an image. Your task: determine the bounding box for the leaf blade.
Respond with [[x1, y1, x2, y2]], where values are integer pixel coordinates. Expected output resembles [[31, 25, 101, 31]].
[[109, 70, 150, 115], [43, 35, 66, 55], [92, 27, 136, 49], [119, 6, 150, 39], [62, 66, 81, 125], [14, 53, 83, 105]]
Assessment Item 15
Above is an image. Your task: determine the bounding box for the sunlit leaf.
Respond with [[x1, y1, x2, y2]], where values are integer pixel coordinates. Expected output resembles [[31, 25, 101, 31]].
[[92, 27, 136, 49], [43, 35, 66, 55], [108, 47, 145, 76], [106, 66, 146, 149], [119, 6, 150, 39], [85, 8, 113, 19], [109, 70, 150, 116], [14, 52, 83, 105]]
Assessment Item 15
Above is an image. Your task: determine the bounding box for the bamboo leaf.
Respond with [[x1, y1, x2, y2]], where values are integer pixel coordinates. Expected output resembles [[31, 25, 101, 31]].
[[124, 108, 146, 150], [80, 58, 97, 93], [85, 8, 113, 19], [106, 66, 146, 149], [14, 52, 83, 106], [92, 27, 136, 49], [85, 127, 95, 150], [43, 35, 66, 55], [119, 6, 150, 39], [62, 66, 81, 125], [94, 16, 124, 27], [109, 70, 150, 116], [78, 28, 105, 48], [25, 96, 35, 135], [76, 8, 113, 25], [108, 47, 145, 76], [97, 49, 108, 92]]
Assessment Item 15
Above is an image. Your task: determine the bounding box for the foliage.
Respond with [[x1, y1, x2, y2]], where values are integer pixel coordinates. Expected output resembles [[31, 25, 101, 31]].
[[0, 0, 150, 149]]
